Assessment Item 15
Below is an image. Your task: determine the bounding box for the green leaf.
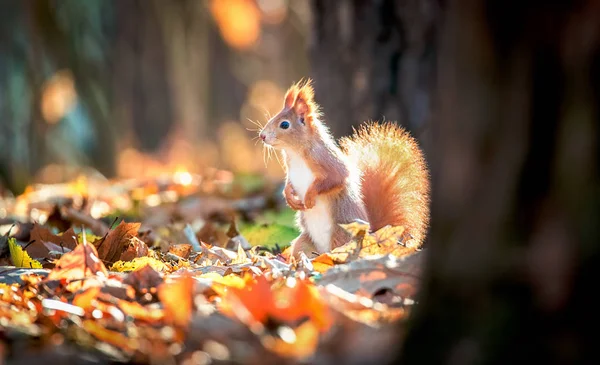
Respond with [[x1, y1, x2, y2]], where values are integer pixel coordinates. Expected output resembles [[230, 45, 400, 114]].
[[254, 207, 297, 227], [8, 238, 43, 269], [239, 223, 299, 249]]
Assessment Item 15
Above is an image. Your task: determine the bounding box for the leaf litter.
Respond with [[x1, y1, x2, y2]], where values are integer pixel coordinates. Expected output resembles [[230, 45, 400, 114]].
[[0, 170, 422, 364]]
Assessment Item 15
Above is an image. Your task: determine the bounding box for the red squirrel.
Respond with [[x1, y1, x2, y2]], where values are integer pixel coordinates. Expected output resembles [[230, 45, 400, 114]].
[[259, 79, 430, 259]]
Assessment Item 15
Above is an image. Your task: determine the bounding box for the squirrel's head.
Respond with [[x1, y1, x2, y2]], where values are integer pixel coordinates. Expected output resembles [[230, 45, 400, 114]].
[[259, 79, 319, 151]]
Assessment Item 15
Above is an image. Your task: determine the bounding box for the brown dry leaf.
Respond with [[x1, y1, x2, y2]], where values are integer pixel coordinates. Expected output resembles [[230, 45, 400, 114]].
[[119, 236, 149, 262], [168, 244, 192, 259], [30, 225, 78, 250], [157, 273, 194, 328], [83, 320, 138, 353], [46, 242, 108, 291], [123, 265, 164, 295], [23, 225, 77, 260], [196, 221, 230, 247], [94, 221, 141, 264]]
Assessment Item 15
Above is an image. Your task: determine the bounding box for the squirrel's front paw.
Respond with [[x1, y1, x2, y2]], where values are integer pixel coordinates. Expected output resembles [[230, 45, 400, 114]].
[[287, 197, 306, 211], [303, 193, 316, 209]]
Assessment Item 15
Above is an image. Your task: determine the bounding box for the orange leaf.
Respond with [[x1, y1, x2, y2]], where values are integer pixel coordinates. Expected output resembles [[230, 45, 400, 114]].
[[83, 320, 138, 352], [281, 279, 332, 332], [46, 242, 108, 291], [168, 244, 192, 259], [117, 299, 164, 323], [221, 276, 332, 333], [73, 286, 101, 311], [219, 275, 273, 327], [157, 273, 194, 328], [311, 254, 335, 274], [262, 320, 320, 359]]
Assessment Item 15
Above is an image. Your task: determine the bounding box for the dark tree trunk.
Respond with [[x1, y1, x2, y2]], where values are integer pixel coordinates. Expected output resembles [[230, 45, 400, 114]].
[[394, 0, 600, 364], [308, 0, 439, 140]]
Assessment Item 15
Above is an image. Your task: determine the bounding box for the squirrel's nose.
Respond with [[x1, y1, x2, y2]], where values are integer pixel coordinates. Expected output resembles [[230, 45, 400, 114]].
[[260, 133, 266, 141]]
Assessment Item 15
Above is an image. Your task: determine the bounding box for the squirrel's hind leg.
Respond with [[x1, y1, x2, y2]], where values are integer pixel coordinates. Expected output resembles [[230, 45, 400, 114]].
[[290, 232, 318, 259], [331, 226, 352, 250]]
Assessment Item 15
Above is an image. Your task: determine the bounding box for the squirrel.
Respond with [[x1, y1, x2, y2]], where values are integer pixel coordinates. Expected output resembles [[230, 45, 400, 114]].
[[258, 79, 430, 259]]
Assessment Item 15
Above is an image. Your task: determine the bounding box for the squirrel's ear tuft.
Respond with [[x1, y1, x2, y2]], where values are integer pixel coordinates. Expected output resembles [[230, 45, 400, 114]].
[[293, 78, 316, 117], [284, 84, 298, 109]]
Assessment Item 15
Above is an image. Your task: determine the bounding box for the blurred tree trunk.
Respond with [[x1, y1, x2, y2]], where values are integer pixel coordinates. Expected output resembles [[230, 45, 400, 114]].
[[155, 0, 210, 143], [309, 0, 439, 140], [394, 0, 600, 364], [113, 0, 174, 153], [30, 0, 118, 177]]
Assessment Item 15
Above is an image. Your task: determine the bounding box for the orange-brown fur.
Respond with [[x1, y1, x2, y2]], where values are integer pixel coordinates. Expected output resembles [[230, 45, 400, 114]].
[[259, 79, 430, 258]]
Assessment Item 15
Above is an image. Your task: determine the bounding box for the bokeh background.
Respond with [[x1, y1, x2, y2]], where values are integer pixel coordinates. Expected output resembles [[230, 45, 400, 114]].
[[0, 0, 310, 194], [0, 0, 437, 196]]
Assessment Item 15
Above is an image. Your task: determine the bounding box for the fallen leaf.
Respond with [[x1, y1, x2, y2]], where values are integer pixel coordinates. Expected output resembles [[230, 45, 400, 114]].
[[73, 286, 101, 311], [220, 276, 332, 333], [111, 257, 169, 273], [230, 244, 251, 265], [123, 265, 164, 295], [83, 320, 138, 353], [219, 275, 273, 328], [94, 221, 141, 264], [311, 254, 335, 274], [30, 225, 78, 250], [168, 244, 192, 259], [318, 253, 421, 298], [157, 273, 194, 328], [117, 299, 164, 323], [8, 238, 43, 269], [46, 241, 108, 290], [196, 221, 230, 247], [261, 320, 320, 359], [239, 223, 298, 249], [338, 222, 417, 259], [119, 236, 149, 262]]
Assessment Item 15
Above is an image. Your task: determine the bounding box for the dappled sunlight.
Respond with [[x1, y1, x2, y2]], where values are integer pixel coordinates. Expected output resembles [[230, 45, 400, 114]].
[[40, 70, 77, 124], [210, 0, 261, 50]]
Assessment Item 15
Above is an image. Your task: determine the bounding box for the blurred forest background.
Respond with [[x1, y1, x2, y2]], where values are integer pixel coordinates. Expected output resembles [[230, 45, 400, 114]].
[[0, 0, 309, 194], [0, 0, 437, 196]]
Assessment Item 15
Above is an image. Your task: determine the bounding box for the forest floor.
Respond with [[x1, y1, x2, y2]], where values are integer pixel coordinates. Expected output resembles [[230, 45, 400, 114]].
[[0, 169, 420, 364]]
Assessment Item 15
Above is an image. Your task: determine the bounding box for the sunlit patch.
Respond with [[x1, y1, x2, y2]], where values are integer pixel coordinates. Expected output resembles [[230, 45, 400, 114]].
[[210, 0, 261, 50], [41, 69, 77, 124], [173, 168, 193, 186]]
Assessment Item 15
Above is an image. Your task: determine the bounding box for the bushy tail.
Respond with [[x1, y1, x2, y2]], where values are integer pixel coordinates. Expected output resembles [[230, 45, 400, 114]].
[[339, 122, 430, 245]]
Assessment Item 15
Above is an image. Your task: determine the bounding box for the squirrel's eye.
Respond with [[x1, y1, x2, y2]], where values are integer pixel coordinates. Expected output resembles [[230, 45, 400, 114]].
[[279, 121, 290, 129]]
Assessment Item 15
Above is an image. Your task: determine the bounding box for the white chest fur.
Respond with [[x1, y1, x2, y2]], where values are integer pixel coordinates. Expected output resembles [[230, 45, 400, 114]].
[[285, 151, 333, 253]]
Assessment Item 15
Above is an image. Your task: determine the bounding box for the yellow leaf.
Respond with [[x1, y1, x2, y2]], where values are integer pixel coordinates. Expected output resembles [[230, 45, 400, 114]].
[[111, 257, 169, 273], [339, 221, 370, 236], [8, 238, 43, 269], [311, 254, 335, 274]]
